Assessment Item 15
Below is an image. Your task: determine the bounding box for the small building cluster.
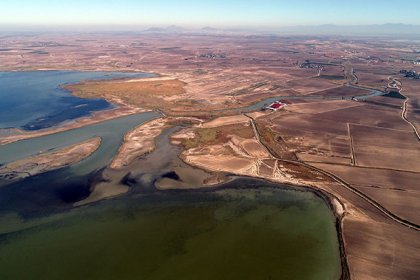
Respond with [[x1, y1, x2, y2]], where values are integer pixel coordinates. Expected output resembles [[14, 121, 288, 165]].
[[400, 69, 420, 79], [366, 56, 383, 63], [264, 100, 287, 111], [299, 61, 325, 71], [198, 53, 226, 59]]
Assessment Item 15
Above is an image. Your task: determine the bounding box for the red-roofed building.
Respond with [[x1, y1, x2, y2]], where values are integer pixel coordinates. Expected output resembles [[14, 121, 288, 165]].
[[264, 100, 287, 111]]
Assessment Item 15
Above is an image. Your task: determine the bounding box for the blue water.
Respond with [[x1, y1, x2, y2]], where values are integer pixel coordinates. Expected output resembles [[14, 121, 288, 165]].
[[0, 111, 161, 214], [0, 71, 152, 130], [0, 112, 161, 172]]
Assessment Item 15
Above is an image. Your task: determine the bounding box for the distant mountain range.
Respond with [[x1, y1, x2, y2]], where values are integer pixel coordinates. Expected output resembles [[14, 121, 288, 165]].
[[143, 25, 187, 33], [274, 23, 420, 36], [139, 24, 420, 37], [1, 23, 419, 37]]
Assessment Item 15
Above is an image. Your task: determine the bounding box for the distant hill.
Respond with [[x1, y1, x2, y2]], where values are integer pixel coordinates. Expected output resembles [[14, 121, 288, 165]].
[[195, 23, 420, 37], [201, 26, 219, 32], [10, 23, 417, 36], [143, 25, 187, 33], [274, 23, 420, 36]]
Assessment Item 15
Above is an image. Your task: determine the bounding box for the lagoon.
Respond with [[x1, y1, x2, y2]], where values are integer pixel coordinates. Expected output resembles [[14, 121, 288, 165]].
[[0, 71, 151, 130]]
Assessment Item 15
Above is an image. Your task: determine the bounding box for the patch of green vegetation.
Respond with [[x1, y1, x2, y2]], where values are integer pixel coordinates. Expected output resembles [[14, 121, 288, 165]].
[[256, 122, 297, 160], [193, 69, 208, 75], [160, 47, 180, 51], [182, 139, 198, 149], [317, 75, 345, 80], [182, 128, 218, 149], [182, 124, 255, 150], [226, 125, 255, 139], [197, 128, 217, 142], [175, 99, 200, 106]]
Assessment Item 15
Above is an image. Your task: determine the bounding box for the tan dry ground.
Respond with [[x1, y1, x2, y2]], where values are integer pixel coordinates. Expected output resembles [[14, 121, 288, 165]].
[[110, 118, 171, 169], [67, 78, 188, 112], [403, 79, 420, 134], [350, 124, 420, 172], [285, 99, 363, 114], [66, 67, 341, 116], [318, 178, 420, 280], [258, 98, 415, 166], [259, 109, 352, 164], [251, 81, 420, 279], [311, 163, 420, 225], [255, 90, 420, 220], [173, 116, 334, 194], [308, 85, 371, 98]]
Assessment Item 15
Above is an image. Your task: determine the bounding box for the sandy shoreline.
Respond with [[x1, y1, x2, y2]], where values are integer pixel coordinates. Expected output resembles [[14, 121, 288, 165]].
[[123, 76, 175, 83], [110, 116, 203, 169], [0, 137, 102, 182], [0, 71, 160, 145], [0, 102, 147, 146], [110, 117, 171, 169]]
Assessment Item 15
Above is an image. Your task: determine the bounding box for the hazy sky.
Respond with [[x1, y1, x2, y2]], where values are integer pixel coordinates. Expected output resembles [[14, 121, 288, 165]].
[[1, 0, 419, 27]]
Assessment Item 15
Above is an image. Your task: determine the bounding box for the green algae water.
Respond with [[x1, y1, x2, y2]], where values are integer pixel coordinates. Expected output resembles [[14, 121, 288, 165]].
[[0, 184, 342, 280]]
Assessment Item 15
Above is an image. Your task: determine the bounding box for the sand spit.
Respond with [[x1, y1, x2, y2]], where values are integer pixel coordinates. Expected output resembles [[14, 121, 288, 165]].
[[0, 103, 145, 146], [74, 182, 129, 206], [124, 76, 176, 83], [110, 118, 171, 169], [0, 137, 101, 181], [111, 116, 203, 169]]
